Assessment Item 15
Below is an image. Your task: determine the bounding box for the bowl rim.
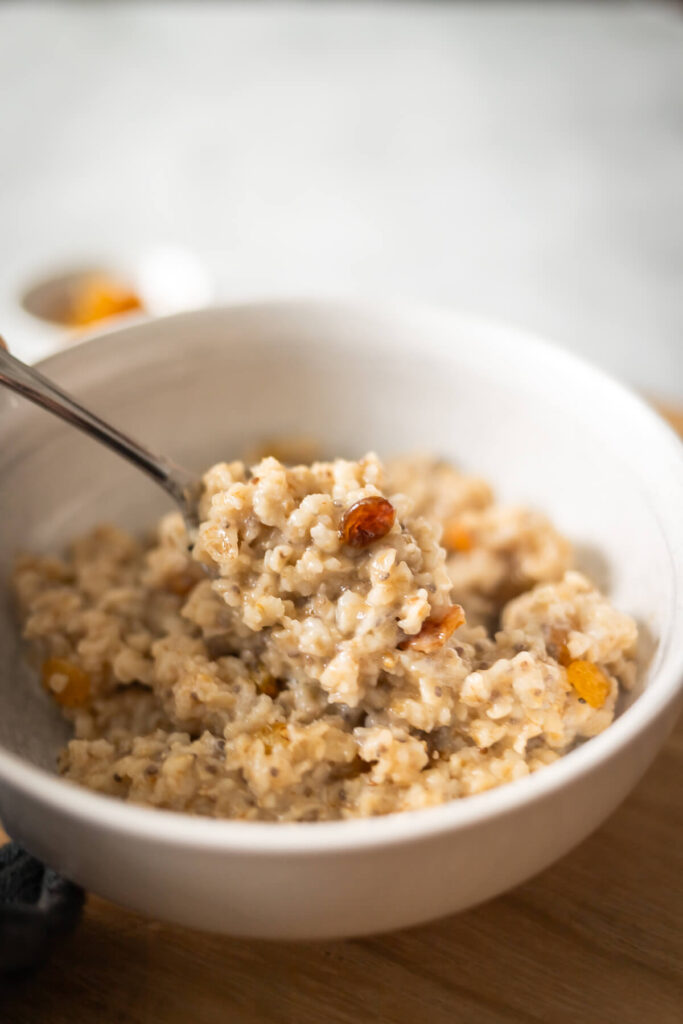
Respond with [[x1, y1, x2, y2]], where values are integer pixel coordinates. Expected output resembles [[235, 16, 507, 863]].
[[1, 297, 682, 855]]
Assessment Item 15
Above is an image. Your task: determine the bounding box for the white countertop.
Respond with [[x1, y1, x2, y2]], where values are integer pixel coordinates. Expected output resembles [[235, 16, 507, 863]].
[[1, 1, 681, 398]]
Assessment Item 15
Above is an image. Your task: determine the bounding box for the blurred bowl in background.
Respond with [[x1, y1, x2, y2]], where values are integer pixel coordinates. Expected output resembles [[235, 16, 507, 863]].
[[8, 245, 213, 362]]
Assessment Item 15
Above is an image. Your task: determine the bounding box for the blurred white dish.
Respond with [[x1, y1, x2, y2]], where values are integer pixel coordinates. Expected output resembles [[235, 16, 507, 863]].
[[7, 245, 213, 363], [0, 301, 682, 939]]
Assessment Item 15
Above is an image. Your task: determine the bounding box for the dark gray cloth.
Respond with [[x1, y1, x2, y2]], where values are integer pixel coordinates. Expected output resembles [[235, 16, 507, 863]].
[[0, 842, 84, 973]]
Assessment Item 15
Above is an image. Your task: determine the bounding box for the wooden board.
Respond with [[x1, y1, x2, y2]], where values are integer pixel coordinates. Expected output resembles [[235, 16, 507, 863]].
[[2, 408, 682, 1024]]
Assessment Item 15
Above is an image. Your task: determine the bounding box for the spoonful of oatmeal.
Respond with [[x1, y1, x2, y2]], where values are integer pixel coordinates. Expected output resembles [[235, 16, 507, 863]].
[[0, 337, 203, 534], [1, 335, 467, 710]]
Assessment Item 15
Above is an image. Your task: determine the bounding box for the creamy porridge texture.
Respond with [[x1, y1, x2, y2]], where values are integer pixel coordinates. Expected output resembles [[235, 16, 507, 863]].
[[13, 453, 638, 821]]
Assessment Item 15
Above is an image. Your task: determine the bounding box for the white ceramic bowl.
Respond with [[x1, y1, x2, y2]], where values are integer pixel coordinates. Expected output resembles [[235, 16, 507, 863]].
[[1, 301, 682, 940]]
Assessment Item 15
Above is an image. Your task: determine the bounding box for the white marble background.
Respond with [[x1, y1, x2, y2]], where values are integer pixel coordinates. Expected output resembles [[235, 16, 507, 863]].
[[1, 1, 682, 398]]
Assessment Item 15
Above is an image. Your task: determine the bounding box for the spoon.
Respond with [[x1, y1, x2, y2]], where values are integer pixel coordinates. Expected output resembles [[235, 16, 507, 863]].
[[0, 337, 202, 534]]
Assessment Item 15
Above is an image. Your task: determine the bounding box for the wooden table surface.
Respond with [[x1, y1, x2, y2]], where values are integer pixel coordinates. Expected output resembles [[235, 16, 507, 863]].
[[2, 409, 682, 1024]]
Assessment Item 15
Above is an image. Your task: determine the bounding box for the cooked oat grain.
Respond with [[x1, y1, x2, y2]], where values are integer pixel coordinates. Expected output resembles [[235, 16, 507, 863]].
[[13, 452, 637, 821]]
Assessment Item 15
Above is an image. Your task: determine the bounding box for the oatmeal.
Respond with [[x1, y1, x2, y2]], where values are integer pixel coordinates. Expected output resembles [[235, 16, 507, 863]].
[[12, 452, 638, 821]]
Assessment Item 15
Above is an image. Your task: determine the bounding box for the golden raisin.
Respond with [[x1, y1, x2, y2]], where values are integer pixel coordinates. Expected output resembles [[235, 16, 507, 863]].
[[332, 755, 373, 780], [164, 569, 200, 597], [442, 521, 474, 553], [256, 672, 281, 699], [339, 496, 396, 548], [399, 605, 466, 653], [546, 626, 572, 667], [566, 659, 611, 708], [41, 657, 91, 708], [247, 436, 320, 465]]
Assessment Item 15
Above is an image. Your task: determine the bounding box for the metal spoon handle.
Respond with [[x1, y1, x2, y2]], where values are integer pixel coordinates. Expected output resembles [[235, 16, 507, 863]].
[[0, 342, 200, 528]]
